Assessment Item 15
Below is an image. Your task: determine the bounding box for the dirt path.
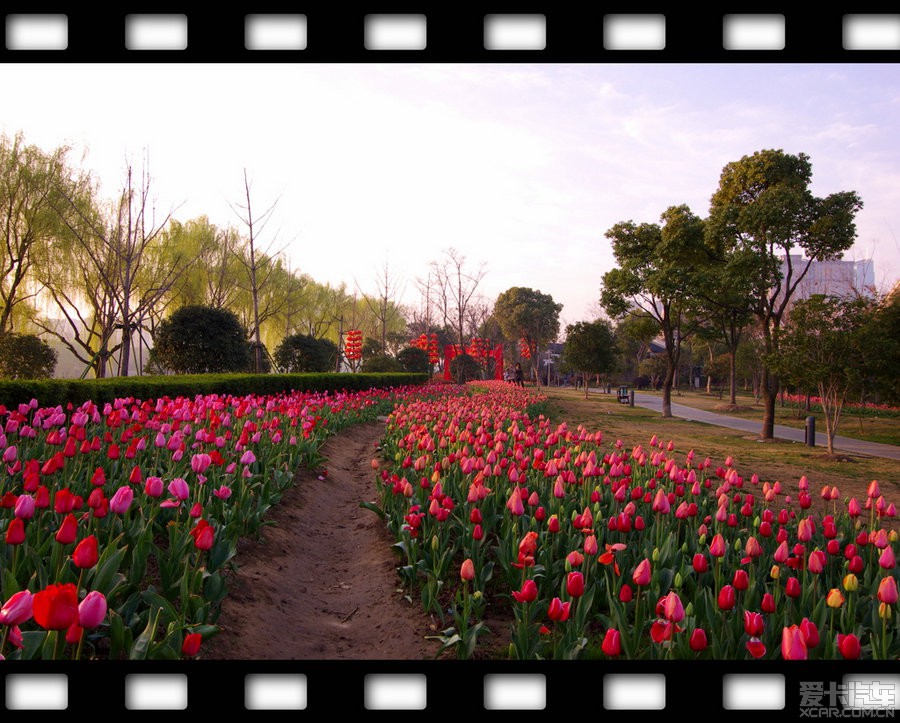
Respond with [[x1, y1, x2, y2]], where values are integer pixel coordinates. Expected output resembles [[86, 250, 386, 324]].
[[204, 422, 441, 660]]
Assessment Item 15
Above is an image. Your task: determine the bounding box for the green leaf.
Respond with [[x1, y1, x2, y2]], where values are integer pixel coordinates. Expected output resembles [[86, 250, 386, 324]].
[[140, 591, 181, 628], [92, 545, 129, 598], [359, 500, 386, 520], [20, 631, 47, 660], [130, 607, 161, 660]]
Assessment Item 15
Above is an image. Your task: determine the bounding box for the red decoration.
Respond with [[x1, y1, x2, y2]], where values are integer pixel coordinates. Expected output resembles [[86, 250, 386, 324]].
[[344, 329, 363, 361]]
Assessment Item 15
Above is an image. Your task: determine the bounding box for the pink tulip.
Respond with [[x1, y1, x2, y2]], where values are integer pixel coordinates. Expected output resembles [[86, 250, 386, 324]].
[[240, 450, 256, 465], [781, 625, 808, 660], [144, 477, 164, 497], [213, 485, 232, 500], [109, 486, 133, 514], [709, 534, 726, 558], [14, 495, 35, 520], [0, 591, 33, 626], [168, 478, 190, 500], [78, 591, 107, 629]]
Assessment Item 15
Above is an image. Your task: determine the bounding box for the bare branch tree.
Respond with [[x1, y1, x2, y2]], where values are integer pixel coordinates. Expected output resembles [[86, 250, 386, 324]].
[[429, 247, 487, 349]]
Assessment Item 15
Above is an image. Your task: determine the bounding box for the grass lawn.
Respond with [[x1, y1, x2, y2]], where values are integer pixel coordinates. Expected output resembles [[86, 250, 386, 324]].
[[542, 387, 899, 517], [626, 387, 900, 447]]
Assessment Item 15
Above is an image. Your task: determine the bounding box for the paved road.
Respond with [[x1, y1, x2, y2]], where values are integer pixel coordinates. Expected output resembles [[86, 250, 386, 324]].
[[616, 391, 900, 461]]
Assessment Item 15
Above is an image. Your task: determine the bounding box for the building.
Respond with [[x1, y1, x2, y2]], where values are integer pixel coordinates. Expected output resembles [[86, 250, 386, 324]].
[[779, 255, 875, 302]]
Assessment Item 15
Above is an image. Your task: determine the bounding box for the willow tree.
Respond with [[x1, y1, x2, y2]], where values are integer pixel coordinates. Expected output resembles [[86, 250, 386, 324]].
[[0, 132, 77, 333], [707, 149, 862, 439]]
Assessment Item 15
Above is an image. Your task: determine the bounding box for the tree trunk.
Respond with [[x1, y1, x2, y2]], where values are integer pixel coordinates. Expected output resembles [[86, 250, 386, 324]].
[[760, 367, 778, 439], [661, 361, 675, 418], [583, 372, 589, 400], [728, 350, 737, 406]]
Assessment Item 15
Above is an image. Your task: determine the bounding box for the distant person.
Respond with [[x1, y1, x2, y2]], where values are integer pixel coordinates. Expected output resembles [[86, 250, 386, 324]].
[[514, 362, 524, 388]]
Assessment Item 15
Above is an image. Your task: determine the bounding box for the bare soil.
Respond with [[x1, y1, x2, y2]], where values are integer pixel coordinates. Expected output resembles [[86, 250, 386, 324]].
[[204, 422, 442, 660]]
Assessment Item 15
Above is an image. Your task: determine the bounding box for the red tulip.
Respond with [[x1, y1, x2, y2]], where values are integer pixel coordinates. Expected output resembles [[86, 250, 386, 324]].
[[807, 550, 826, 574], [743, 611, 765, 637], [66, 622, 83, 645], [190, 519, 215, 551], [733, 569, 749, 591], [785, 577, 801, 598], [601, 628, 622, 656], [72, 535, 99, 569], [692, 553, 708, 574], [689, 628, 708, 652], [632, 559, 651, 586], [547, 515, 560, 533], [182, 632, 202, 657], [661, 591, 684, 622], [709, 533, 726, 558], [547, 597, 570, 622], [53, 488, 76, 514], [780, 626, 807, 661], [33, 583, 79, 630], [718, 585, 735, 611], [512, 579, 538, 603], [54, 513, 78, 545], [472, 524, 483, 541], [761, 592, 776, 614], [800, 618, 819, 648], [0, 591, 33, 626], [567, 571, 585, 598], [746, 638, 766, 659], [836, 633, 861, 660], [5, 517, 25, 545], [619, 583, 633, 603]]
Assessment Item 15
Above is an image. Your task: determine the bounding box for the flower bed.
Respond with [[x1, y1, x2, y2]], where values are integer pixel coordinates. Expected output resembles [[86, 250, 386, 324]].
[[0, 385, 433, 660], [373, 382, 899, 660]]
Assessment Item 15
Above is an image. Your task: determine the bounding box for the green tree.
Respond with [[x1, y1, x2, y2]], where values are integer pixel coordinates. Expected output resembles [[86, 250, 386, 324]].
[[707, 149, 863, 439], [0, 332, 57, 378], [448, 352, 481, 383], [151, 305, 251, 374], [361, 354, 403, 373], [274, 333, 338, 373], [494, 287, 562, 387], [769, 294, 874, 454], [0, 132, 77, 333], [614, 313, 659, 383], [397, 346, 431, 374], [600, 205, 709, 417], [562, 319, 617, 398]]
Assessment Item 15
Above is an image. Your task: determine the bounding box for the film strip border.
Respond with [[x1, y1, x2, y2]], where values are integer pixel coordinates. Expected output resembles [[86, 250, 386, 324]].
[[0, 11, 899, 60], [2, 661, 899, 715]]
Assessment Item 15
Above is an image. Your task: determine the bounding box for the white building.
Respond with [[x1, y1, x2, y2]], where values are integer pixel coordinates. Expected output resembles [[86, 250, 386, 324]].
[[779, 255, 875, 302]]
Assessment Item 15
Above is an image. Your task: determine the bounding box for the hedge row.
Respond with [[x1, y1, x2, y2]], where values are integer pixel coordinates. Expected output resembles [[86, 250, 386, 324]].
[[0, 372, 431, 409]]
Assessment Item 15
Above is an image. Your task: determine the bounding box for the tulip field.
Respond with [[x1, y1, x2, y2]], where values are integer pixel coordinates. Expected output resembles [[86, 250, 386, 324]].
[[0, 386, 414, 660], [372, 381, 899, 661], [0, 380, 897, 661]]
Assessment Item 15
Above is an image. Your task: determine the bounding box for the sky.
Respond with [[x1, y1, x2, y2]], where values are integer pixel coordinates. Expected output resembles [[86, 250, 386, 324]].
[[3, 63, 899, 333]]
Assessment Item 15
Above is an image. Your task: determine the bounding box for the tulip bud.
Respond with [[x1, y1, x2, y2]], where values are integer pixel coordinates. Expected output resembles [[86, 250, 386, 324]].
[[826, 588, 845, 609], [689, 628, 708, 652], [460, 558, 475, 582], [770, 565, 781, 580]]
